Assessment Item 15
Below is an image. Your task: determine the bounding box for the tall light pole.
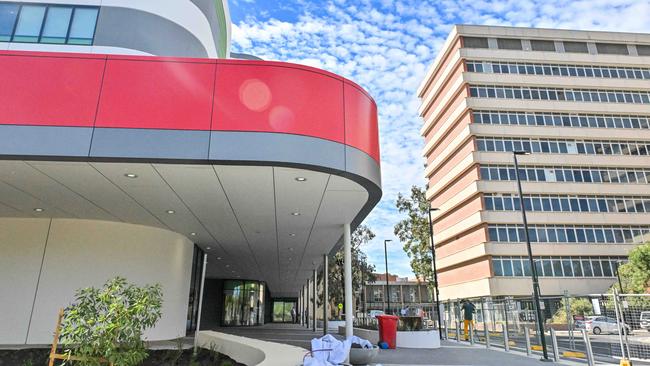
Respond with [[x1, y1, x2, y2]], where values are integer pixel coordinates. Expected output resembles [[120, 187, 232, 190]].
[[513, 150, 549, 360], [427, 207, 443, 340], [384, 239, 392, 314]]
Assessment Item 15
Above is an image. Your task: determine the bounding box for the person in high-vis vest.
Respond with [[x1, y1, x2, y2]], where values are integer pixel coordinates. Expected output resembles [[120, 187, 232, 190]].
[[461, 299, 476, 341]]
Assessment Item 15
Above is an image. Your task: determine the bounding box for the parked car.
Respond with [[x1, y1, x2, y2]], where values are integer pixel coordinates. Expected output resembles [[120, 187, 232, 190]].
[[640, 311, 650, 332], [574, 319, 587, 330], [368, 310, 384, 318], [585, 316, 630, 335]]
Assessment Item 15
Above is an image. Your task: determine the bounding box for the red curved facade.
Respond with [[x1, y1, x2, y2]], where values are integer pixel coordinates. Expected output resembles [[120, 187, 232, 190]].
[[0, 51, 379, 162]]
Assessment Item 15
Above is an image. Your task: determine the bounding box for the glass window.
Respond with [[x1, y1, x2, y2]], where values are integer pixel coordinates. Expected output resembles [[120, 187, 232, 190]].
[[41, 6, 73, 44], [13, 5, 46, 42], [493, 258, 503, 276], [522, 259, 532, 276], [0, 3, 19, 41], [502, 258, 513, 276], [542, 258, 553, 277], [68, 7, 98, 45]]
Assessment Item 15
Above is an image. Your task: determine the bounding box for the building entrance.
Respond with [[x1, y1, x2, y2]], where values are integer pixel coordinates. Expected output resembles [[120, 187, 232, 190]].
[[272, 300, 296, 323]]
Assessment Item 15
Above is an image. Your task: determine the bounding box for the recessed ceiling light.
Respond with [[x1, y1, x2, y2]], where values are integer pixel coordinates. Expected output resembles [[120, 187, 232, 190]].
[[295, 177, 307, 182], [217, 257, 222, 260], [289, 233, 296, 237], [231, 270, 235, 273], [33, 208, 44, 212], [166, 210, 175, 214], [291, 212, 300, 216], [206, 247, 211, 250], [124, 173, 138, 178], [190, 232, 196, 236], [225, 264, 230, 267]]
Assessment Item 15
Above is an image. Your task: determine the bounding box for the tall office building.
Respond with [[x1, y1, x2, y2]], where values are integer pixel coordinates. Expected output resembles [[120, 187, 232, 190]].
[[418, 25, 650, 300]]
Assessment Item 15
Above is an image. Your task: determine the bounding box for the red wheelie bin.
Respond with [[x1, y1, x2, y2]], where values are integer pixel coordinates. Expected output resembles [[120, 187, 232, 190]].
[[376, 314, 399, 349]]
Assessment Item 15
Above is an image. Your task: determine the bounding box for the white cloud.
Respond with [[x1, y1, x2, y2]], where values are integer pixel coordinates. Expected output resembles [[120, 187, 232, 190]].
[[231, 0, 650, 277]]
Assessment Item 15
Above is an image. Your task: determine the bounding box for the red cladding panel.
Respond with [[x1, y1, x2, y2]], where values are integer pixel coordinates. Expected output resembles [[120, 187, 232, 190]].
[[344, 83, 379, 162], [96, 59, 215, 130], [214, 63, 345, 143], [0, 54, 104, 127]]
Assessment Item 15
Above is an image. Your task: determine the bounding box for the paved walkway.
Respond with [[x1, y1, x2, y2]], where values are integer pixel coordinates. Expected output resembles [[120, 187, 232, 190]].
[[212, 323, 569, 365]]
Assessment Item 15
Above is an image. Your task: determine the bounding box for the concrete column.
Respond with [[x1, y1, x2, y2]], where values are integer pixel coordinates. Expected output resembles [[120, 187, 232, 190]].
[[298, 289, 302, 325], [313, 269, 317, 332], [323, 254, 329, 335], [308, 281, 312, 329], [343, 223, 353, 338], [304, 283, 309, 328]]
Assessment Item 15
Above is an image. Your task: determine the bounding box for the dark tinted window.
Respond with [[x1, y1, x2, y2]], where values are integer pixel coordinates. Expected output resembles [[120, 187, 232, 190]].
[[497, 38, 522, 50], [636, 45, 650, 56], [531, 40, 556, 51], [463, 36, 489, 48], [596, 43, 629, 55], [564, 41, 589, 53], [0, 3, 19, 41]]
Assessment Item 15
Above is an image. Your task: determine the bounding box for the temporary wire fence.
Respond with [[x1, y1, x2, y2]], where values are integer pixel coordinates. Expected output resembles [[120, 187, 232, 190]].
[[442, 292, 650, 364]]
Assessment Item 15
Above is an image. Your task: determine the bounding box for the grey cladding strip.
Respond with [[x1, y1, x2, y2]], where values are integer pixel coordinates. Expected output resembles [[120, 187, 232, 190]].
[[90, 128, 210, 160], [0, 125, 92, 157], [94, 6, 208, 57], [209, 131, 346, 172], [345, 146, 381, 188]]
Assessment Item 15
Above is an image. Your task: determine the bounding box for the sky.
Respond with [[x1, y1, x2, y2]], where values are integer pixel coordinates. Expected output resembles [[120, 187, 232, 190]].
[[228, 0, 650, 277]]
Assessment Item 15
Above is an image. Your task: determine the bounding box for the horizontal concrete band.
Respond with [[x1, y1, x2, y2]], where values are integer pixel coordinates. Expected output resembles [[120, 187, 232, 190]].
[[0, 125, 381, 190]]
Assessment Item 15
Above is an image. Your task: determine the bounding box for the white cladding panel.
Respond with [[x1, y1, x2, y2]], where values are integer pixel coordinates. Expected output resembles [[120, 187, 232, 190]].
[[0, 218, 194, 344]]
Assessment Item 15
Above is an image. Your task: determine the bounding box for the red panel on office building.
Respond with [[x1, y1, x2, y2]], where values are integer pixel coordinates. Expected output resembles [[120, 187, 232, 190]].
[[344, 82, 380, 162], [96, 58, 216, 130], [214, 61, 345, 143], [0, 53, 104, 127]]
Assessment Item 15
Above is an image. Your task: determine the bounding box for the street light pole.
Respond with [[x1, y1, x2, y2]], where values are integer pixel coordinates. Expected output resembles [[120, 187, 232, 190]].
[[384, 239, 392, 314], [427, 208, 443, 340], [513, 150, 549, 360]]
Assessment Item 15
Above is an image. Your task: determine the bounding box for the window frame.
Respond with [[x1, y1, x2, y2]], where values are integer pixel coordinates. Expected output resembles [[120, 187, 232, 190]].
[[1, 2, 99, 45]]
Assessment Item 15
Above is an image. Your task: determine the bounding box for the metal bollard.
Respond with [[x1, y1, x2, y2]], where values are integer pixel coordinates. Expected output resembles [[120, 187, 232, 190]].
[[550, 328, 559, 362], [444, 320, 448, 340], [581, 329, 595, 366], [504, 323, 510, 352], [525, 326, 531, 356], [470, 323, 475, 345]]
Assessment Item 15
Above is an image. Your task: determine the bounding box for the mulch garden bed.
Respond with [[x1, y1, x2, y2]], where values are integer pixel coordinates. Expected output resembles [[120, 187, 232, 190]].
[[0, 348, 246, 366]]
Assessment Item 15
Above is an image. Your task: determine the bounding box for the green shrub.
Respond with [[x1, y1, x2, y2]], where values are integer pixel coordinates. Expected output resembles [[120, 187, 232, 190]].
[[59, 277, 163, 366]]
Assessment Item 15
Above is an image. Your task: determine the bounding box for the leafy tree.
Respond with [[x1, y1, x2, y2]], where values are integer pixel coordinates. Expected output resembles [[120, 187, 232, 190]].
[[319, 225, 376, 319], [551, 298, 593, 324], [393, 186, 434, 291], [613, 242, 650, 294], [59, 277, 163, 366]]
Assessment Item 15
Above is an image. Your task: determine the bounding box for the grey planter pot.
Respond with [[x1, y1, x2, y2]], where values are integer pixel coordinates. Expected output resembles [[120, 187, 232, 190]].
[[348, 346, 379, 365]]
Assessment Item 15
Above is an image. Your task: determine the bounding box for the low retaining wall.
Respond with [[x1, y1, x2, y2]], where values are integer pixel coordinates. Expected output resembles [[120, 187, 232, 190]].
[[338, 327, 440, 349], [196, 331, 306, 366]]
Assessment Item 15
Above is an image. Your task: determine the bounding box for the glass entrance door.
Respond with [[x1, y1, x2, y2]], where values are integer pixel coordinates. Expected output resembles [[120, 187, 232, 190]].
[[222, 280, 265, 326], [272, 300, 296, 323]]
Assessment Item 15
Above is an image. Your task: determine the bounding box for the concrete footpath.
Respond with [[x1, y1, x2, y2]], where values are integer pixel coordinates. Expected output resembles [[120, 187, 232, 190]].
[[215, 324, 571, 365], [373, 340, 565, 365]]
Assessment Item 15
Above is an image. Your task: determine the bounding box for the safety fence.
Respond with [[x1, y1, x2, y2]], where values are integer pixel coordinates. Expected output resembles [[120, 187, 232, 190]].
[[441, 292, 650, 364]]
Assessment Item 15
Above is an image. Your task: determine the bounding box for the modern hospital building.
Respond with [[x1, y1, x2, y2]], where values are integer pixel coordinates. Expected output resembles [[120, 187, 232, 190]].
[[0, 0, 381, 344]]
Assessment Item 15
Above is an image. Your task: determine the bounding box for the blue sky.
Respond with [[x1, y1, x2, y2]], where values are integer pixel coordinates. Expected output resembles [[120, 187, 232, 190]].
[[228, 0, 650, 277]]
